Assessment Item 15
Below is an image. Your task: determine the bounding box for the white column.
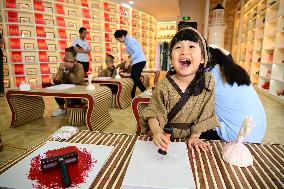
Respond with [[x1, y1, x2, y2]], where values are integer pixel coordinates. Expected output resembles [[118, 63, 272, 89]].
[[203, 0, 210, 39], [222, 0, 227, 7], [208, 25, 227, 48]]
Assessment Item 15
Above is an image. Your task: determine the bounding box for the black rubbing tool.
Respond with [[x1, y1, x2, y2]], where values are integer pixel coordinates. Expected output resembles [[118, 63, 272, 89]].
[[158, 127, 173, 155], [41, 151, 78, 188]]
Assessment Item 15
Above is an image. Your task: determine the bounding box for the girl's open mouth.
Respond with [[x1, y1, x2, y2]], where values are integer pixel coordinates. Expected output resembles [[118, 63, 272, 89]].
[[180, 59, 191, 68]]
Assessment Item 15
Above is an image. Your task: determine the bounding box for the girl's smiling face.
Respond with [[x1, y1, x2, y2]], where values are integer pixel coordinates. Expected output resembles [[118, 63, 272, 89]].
[[171, 40, 204, 77]]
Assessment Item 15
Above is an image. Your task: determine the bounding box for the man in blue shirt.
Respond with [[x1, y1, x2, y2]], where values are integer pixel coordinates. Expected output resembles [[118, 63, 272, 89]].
[[114, 30, 146, 98]]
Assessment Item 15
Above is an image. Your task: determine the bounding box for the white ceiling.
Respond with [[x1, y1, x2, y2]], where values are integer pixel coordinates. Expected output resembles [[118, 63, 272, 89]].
[[110, 0, 241, 22], [110, 0, 181, 21], [110, 0, 240, 32]]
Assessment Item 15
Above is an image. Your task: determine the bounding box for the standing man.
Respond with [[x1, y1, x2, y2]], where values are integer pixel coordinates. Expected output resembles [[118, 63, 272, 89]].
[[0, 34, 4, 97], [114, 30, 146, 98], [72, 27, 90, 73]]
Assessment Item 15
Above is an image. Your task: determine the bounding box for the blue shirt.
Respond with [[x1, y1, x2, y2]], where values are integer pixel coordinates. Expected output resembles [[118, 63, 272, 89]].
[[210, 65, 267, 143], [125, 35, 146, 64]]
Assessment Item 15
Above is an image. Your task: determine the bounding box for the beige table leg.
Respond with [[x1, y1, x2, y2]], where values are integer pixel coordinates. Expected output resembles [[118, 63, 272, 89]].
[[89, 87, 113, 131], [119, 79, 133, 109], [7, 95, 45, 127]]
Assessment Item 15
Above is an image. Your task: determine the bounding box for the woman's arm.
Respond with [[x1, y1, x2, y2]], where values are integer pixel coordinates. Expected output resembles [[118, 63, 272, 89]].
[[74, 47, 89, 54]]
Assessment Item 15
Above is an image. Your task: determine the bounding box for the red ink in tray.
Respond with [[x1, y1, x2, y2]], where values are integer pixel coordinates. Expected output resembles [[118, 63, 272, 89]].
[[28, 146, 97, 189]]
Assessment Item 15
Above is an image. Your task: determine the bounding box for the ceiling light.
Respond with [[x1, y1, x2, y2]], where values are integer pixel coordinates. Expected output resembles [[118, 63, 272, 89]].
[[129, 1, 134, 5]]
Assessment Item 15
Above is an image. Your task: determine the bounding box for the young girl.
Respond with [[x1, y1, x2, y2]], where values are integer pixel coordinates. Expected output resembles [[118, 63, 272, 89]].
[[99, 54, 117, 77], [141, 27, 219, 151]]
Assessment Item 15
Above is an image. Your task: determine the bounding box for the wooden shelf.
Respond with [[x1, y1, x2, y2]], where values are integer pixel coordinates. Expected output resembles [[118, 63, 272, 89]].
[[233, 0, 284, 102], [0, 0, 157, 88], [271, 77, 284, 83], [259, 75, 271, 79]]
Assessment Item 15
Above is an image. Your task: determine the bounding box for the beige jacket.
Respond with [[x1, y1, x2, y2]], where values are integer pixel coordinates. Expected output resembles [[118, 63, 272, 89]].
[[58, 63, 85, 84], [141, 72, 219, 138], [99, 66, 117, 77]]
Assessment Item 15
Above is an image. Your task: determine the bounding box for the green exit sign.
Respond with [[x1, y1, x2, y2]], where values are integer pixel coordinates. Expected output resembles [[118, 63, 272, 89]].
[[182, 16, 190, 21]]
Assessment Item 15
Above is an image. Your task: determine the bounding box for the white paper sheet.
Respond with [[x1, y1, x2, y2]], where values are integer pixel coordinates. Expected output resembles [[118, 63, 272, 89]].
[[51, 126, 79, 140], [120, 73, 131, 77], [0, 141, 113, 189], [122, 140, 195, 189], [46, 84, 75, 90], [94, 77, 112, 80]]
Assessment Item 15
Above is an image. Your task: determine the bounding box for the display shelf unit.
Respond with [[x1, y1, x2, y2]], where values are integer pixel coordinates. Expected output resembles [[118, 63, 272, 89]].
[[0, 0, 157, 88], [232, 0, 284, 104], [232, 10, 240, 61], [157, 21, 176, 42]]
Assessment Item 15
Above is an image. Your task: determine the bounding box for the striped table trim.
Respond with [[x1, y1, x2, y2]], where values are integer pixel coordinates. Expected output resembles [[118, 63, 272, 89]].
[[0, 131, 283, 189], [88, 87, 112, 131], [142, 70, 160, 85], [119, 79, 134, 109], [90, 78, 134, 109], [67, 106, 87, 126], [9, 95, 45, 127], [191, 141, 284, 189]]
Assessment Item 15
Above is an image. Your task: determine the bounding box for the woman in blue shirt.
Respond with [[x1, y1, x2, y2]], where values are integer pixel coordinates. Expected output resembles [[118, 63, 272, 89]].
[[114, 30, 146, 98], [205, 46, 267, 143]]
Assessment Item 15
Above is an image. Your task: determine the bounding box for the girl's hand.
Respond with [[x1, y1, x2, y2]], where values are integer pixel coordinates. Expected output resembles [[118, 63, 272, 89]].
[[187, 137, 209, 152], [52, 73, 59, 82], [125, 62, 131, 69], [153, 130, 170, 151], [85, 49, 91, 54], [60, 63, 66, 70]]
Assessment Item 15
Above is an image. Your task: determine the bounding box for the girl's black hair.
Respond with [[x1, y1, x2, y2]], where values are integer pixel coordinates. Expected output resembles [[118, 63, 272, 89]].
[[65, 46, 77, 57], [167, 28, 211, 94], [207, 47, 251, 86], [169, 28, 208, 63], [79, 27, 87, 33], [114, 30, 128, 38]]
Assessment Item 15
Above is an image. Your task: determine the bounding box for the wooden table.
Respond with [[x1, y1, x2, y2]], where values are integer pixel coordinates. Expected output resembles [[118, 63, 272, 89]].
[[142, 69, 160, 85], [0, 130, 283, 189], [6, 86, 112, 131], [132, 89, 152, 134], [89, 78, 133, 109], [120, 69, 160, 87]]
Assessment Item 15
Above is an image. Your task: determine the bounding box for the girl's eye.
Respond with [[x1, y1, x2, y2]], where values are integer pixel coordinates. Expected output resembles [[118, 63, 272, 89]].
[[174, 46, 181, 49], [189, 45, 195, 48]]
